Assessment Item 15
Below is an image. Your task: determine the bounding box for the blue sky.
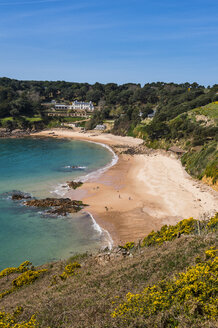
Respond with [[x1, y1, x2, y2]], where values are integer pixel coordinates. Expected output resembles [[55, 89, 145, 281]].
[[0, 0, 218, 85]]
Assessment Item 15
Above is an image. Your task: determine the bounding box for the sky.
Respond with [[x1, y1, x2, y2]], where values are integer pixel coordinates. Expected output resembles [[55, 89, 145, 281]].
[[0, 0, 218, 85]]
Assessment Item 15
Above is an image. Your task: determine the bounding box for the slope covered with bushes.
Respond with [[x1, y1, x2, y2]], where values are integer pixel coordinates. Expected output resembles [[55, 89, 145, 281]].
[[134, 102, 218, 186], [0, 214, 217, 328]]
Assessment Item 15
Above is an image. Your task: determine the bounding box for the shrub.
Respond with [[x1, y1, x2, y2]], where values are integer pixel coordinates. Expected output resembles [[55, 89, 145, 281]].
[[59, 262, 81, 280], [0, 261, 32, 279], [112, 250, 218, 324], [142, 218, 196, 247], [0, 311, 38, 328], [12, 269, 47, 288], [119, 242, 135, 251], [207, 213, 218, 231]]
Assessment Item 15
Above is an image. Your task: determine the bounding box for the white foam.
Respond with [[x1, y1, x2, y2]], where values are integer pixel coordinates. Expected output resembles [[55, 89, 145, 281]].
[[53, 184, 69, 197], [87, 211, 113, 250], [51, 140, 116, 250], [74, 141, 118, 183], [63, 166, 86, 170], [52, 141, 118, 196]]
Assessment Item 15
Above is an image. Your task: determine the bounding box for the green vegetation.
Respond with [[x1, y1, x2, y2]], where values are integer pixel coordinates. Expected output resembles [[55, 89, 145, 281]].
[[0, 115, 44, 130], [138, 102, 218, 185], [0, 214, 217, 327], [0, 77, 217, 184], [1, 78, 217, 132], [181, 141, 218, 183], [192, 102, 218, 121]]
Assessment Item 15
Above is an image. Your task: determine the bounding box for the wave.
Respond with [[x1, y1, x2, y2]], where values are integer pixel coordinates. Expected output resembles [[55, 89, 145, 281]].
[[87, 211, 113, 250], [51, 140, 117, 250], [62, 165, 86, 170]]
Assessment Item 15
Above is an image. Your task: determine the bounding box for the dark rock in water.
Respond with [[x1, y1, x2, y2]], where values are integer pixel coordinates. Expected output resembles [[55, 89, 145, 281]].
[[67, 181, 83, 189], [24, 197, 88, 216], [71, 166, 85, 170], [1, 191, 32, 201], [12, 193, 32, 200]]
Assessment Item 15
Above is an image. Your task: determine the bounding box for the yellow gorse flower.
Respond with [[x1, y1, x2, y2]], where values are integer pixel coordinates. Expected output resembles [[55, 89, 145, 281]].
[[59, 262, 81, 280], [112, 250, 218, 321], [0, 312, 38, 328], [0, 261, 47, 299]]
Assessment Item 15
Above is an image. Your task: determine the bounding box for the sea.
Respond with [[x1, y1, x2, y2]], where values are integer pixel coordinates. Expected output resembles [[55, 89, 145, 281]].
[[0, 137, 116, 269]]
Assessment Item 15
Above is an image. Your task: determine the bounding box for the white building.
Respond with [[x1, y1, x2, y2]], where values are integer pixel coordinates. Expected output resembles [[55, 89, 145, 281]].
[[94, 124, 106, 131], [53, 100, 94, 112], [54, 104, 68, 110], [69, 101, 94, 112]]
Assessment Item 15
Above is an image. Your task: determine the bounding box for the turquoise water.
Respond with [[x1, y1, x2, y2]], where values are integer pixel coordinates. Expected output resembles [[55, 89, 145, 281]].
[[0, 137, 113, 269]]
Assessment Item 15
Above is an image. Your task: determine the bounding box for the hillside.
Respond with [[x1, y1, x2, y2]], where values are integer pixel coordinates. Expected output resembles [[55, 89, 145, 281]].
[[132, 102, 218, 189], [0, 78, 218, 132], [0, 214, 217, 328]]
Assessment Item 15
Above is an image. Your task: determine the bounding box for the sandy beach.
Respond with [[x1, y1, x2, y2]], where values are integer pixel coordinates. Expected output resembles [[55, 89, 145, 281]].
[[33, 129, 218, 245]]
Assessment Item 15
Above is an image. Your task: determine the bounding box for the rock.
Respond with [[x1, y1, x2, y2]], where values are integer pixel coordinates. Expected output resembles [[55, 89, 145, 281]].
[[11, 129, 24, 134], [12, 193, 31, 200], [0, 128, 30, 138], [0, 128, 11, 138], [67, 181, 83, 189], [24, 197, 88, 216], [94, 248, 133, 265]]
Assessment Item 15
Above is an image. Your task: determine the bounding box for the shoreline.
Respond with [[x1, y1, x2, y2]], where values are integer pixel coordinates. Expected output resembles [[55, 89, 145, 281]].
[[32, 129, 218, 246]]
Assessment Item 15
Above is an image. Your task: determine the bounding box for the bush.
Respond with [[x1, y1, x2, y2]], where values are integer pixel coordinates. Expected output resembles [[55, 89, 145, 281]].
[[112, 250, 218, 325], [141, 218, 196, 247], [0, 311, 38, 328]]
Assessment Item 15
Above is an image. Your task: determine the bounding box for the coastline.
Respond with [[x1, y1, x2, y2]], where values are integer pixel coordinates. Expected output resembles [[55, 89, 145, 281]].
[[32, 129, 218, 246]]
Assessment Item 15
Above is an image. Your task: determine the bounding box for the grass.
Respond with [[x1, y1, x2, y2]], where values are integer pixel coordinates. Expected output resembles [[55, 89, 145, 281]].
[[192, 102, 218, 121], [0, 216, 217, 328], [181, 140, 218, 182], [0, 116, 14, 123], [24, 116, 42, 122], [0, 116, 42, 124]]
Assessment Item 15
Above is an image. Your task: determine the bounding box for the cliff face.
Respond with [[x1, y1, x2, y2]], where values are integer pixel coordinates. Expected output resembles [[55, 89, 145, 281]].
[[0, 215, 217, 328]]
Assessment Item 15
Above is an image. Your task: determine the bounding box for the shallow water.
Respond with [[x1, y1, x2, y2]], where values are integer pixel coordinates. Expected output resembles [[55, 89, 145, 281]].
[[0, 137, 113, 269]]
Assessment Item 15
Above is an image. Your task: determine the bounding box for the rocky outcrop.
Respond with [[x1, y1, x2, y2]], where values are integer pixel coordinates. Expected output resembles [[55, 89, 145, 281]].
[[12, 193, 31, 200], [24, 197, 88, 216], [94, 246, 134, 266], [0, 128, 11, 138], [0, 128, 31, 138], [67, 181, 83, 189]]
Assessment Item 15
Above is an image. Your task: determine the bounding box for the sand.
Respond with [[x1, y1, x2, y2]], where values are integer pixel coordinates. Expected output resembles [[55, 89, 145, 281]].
[[33, 129, 218, 245]]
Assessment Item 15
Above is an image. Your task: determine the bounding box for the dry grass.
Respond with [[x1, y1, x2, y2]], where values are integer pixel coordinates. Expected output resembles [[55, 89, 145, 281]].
[[0, 231, 217, 328]]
